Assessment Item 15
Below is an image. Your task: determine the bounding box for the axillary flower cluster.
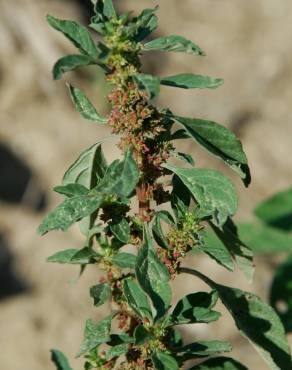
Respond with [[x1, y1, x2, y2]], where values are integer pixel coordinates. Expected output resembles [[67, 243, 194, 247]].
[[38, 1, 292, 370]]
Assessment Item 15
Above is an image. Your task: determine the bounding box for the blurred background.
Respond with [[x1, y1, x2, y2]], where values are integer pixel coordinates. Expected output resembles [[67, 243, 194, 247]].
[[1, 0, 292, 369]]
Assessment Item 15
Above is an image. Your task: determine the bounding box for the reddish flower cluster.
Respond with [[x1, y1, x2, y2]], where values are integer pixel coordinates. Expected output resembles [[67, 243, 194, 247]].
[[108, 84, 173, 175]]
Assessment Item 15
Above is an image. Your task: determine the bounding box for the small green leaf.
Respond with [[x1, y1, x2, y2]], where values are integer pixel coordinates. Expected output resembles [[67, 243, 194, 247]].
[[47, 249, 80, 264], [63, 142, 107, 235], [47, 15, 99, 59], [90, 283, 111, 307], [254, 187, 292, 231], [175, 340, 231, 360], [270, 256, 292, 333], [134, 325, 153, 345], [167, 328, 183, 349], [171, 175, 191, 221], [169, 115, 250, 186], [105, 343, 128, 361], [163, 164, 238, 227], [78, 316, 112, 356], [188, 357, 249, 370], [133, 73, 160, 100], [54, 183, 89, 197], [68, 84, 107, 124], [38, 193, 104, 235], [170, 128, 190, 140], [144, 35, 205, 56], [170, 151, 195, 166], [152, 210, 175, 249], [131, 7, 158, 42], [93, 0, 116, 21], [123, 278, 153, 321], [152, 351, 179, 370], [108, 333, 133, 346], [103, 0, 116, 19], [96, 149, 139, 198], [53, 54, 95, 80], [160, 74, 223, 90], [181, 268, 292, 370], [70, 247, 100, 264], [110, 218, 130, 243], [136, 225, 171, 320], [111, 253, 137, 269], [63, 143, 107, 187], [51, 349, 73, 370], [170, 290, 220, 325]]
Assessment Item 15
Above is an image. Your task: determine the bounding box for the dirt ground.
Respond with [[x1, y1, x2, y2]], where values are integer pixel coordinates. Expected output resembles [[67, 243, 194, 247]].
[[1, 0, 292, 369]]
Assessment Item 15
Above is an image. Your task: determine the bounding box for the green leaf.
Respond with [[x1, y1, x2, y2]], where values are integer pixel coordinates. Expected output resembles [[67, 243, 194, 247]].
[[110, 218, 130, 243], [123, 278, 153, 321], [152, 210, 175, 249], [171, 175, 191, 221], [170, 151, 195, 166], [144, 35, 205, 56], [47, 249, 81, 264], [134, 325, 154, 345], [189, 357, 249, 370], [68, 84, 107, 124], [93, 0, 117, 21], [170, 128, 190, 140], [270, 256, 292, 333], [160, 74, 223, 90], [170, 290, 220, 325], [210, 219, 254, 281], [63, 143, 107, 187], [53, 54, 95, 80], [108, 333, 133, 346], [96, 149, 139, 198], [176, 340, 231, 360], [201, 231, 234, 272], [136, 225, 171, 320], [51, 349, 73, 370], [38, 193, 103, 235], [163, 164, 238, 226], [105, 343, 128, 361], [132, 7, 158, 42], [70, 247, 100, 264], [238, 223, 292, 255], [170, 115, 250, 186], [111, 253, 137, 269], [47, 15, 99, 59], [103, 0, 116, 19], [133, 73, 160, 100], [254, 188, 292, 231], [62, 142, 107, 235], [152, 351, 179, 370], [90, 283, 111, 307], [181, 268, 292, 370], [78, 316, 112, 356], [54, 183, 89, 197]]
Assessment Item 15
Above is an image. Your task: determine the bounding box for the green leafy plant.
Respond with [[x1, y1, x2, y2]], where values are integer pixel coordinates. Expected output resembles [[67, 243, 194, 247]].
[[39, 1, 292, 369], [231, 187, 292, 334]]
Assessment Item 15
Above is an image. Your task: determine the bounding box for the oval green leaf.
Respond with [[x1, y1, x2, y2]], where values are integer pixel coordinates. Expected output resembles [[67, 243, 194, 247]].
[[67, 84, 107, 123], [181, 268, 292, 370], [144, 35, 205, 56], [170, 115, 250, 186], [163, 164, 238, 227], [160, 74, 223, 89]]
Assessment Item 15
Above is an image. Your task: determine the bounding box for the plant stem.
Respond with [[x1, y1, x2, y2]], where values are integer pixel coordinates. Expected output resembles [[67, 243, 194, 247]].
[[137, 183, 151, 222]]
